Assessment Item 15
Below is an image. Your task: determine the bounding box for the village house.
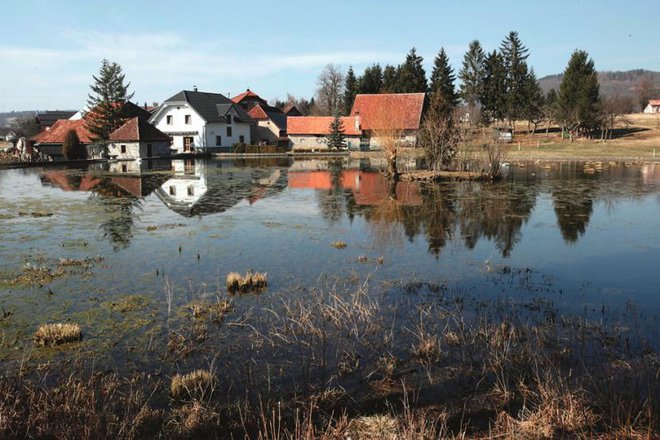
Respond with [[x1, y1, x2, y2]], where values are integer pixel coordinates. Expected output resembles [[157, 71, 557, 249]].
[[232, 89, 288, 145], [282, 104, 303, 117], [349, 93, 426, 148], [107, 117, 172, 160], [149, 89, 254, 153], [286, 93, 426, 151], [643, 99, 660, 114], [287, 116, 362, 151]]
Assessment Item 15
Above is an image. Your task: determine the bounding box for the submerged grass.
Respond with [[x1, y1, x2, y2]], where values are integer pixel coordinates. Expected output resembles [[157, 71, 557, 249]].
[[34, 323, 82, 346]]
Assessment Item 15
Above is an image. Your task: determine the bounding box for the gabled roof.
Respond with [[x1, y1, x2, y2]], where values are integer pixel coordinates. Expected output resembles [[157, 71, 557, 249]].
[[283, 105, 303, 116], [287, 116, 361, 136], [160, 90, 255, 124], [32, 119, 93, 144], [248, 104, 287, 130], [648, 99, 660, 106], [232, 89, 267, 105], [109, 117, 171, 142], [350, 93, 426, 131], [36, 111, 77, 127]]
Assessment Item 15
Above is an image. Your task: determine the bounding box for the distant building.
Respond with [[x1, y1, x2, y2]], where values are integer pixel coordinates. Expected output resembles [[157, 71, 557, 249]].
[[35, 111, 77, 129], [283, 104, 303, 117], [643, 99, 660, 114], [287, 116, 362, 151], [232, 89, 288, 145], [69, 101, 152, 121], [150, 90, 254, 153], [107, 117, 172, 160]]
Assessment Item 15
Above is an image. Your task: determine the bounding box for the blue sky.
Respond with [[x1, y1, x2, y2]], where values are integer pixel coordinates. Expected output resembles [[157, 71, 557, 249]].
[[1, 0, 658, 111]]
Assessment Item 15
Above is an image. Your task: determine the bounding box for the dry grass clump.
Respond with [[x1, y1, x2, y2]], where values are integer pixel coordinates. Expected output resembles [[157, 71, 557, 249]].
[[348, 414, 399, 440], [413, 334, 440, 361], [226, 270, 267, 293], [188, 299, 234, 320], [34, 323, 82, 346], [331, 240, 348, 249], [442, 330, 461, 347], [170, 369, 216, 400], [167, 400, 219, 438]]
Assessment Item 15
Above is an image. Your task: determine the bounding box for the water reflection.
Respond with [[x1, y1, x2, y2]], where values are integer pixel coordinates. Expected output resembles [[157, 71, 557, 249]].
[[34, 158, 660, 255]]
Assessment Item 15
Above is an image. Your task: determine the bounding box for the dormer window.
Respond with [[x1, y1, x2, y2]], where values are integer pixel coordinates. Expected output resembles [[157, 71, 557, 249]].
[[225, 115, 232, 124]]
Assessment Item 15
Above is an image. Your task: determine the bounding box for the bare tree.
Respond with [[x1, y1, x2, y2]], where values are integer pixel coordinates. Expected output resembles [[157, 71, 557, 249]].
[[633, 75, 655, 112], [419, 94, 461, 171], [315, 64, 344, 116], [370, 108, 406, 178], [601, 91, 633, 140]]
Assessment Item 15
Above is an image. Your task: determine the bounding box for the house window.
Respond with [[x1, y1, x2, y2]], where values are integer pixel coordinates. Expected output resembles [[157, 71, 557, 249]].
[[169, 186, 176, 196], [166, 115, 173, 125], [239, 135, 244, 143], [226, 126, 232, 137], [120, 145, 126, 153], [187, 186, 194, 196], [121, 164, 127, 173], [216, 135, 222, 146], [185, 115, 191, 124]]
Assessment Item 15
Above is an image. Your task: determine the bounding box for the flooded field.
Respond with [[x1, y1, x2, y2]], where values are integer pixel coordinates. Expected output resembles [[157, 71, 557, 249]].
[[0, 157, 658, 437]]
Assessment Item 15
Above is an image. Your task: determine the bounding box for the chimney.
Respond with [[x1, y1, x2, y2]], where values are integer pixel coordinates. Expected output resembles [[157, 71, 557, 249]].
[[193, 85, 198, 92], [354, 111, 361, 132]]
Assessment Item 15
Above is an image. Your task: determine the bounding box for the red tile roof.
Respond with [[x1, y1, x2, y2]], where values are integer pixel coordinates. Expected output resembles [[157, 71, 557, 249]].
[[231, 89, 266, 104], [287, 116, 361, 136], [648, 99, 660, 106], [247, 104, 269, 120], [32, 119, 93, 144], [350, 93, 425, 131], [109, 117, 171, 142]]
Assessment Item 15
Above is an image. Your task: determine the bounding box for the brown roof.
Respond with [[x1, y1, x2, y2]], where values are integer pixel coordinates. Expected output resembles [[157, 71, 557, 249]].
[[287, 116, 361, 136], [648, 99, 660, 106], [231, 89, 267, 105], [109, 117, 171, 142], [350, 93, 425, 131], [283, 105, 302, 116], [247, 104, 269, 120], [32, 119, 93, 144]]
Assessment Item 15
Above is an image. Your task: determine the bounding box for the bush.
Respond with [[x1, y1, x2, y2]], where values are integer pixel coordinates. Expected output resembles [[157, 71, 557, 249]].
[[62, 129, 87, 160]]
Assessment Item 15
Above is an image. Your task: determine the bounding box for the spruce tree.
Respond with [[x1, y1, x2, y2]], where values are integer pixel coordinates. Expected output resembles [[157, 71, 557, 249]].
[[500, 31, 530, 124], [458, 40, 485, 108], [326, 112, 346, 150], [523, 69, 545, 133], [344, 66, 359, 115], [480, 50, 507, 124], [359, 64, 384, 94], [558, 50, 601, 139], [429, 48, 458, 107], [397, 48, 427, 93], [85, 59, 134, 141], [382, 65, 398, 93]]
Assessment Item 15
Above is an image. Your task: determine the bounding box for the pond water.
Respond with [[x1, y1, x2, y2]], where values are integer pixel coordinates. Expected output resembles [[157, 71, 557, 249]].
[[0, 158, 659, 383]]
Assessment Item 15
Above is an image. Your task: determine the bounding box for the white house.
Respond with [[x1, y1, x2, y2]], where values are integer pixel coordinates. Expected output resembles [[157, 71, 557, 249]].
[[643, 99, 660, 114], [149, 90, 255, 153]]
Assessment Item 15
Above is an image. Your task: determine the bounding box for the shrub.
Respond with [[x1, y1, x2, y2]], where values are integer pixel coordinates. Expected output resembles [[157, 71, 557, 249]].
[[62, 129, 87, 160]]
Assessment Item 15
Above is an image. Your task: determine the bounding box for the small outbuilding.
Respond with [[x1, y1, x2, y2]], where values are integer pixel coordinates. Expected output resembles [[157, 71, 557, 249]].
[[108, 117, 172, 159], [287, 116, 362, 151], [643, 99, 660, 114]]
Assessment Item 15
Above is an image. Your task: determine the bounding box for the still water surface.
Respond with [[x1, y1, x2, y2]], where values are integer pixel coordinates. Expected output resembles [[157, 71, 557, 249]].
[[0, 158, 659, 374]]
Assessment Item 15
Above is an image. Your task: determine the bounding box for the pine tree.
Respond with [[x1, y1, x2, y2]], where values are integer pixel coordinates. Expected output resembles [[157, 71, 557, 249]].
[[480, 50, 506, 125], [396, 48, 427, 93], [85, 59, 134, 141], [523, 69, 545, 133], [326, 112, 346, 150], [458, 40, 485, 108], [344, 66, 359, 115], [543, 88, 559, 134], [382, 65, 398, 93], [558, 50, 601, 140], [500, 31, 530, 124], [359, 64, 384, 94], [62, 129, 86, 160], [429, 48, 458, 108]]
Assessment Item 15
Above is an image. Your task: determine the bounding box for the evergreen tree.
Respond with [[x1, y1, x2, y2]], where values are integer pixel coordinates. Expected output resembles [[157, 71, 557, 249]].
[[523, 69, 545, 133], [326, 112, 346, 150], [458, 40, 485, 107], [429, 48, 458, 107], [543, 88, 560, 134], [382, 64, 398, 93], [62, 129, 86, 160], [396, 48, 427, 93], [500, 31, 530, 124], [558, 50, 601, 139], [343, 66, 359, 115], [480, 50, 507, 124], [85, 59, 134, 141], [359, 64, 384, 94]]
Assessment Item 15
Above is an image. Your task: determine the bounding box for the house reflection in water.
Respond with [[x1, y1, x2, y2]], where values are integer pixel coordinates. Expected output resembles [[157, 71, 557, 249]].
[[155, 159, 288, 217]]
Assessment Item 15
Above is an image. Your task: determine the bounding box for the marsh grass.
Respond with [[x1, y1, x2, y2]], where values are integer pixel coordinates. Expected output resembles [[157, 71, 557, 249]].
[[170, 369, 216, 401], [226, 270, 268, 293], [34, 323, 82, 346], [330, 241, 348, 249]]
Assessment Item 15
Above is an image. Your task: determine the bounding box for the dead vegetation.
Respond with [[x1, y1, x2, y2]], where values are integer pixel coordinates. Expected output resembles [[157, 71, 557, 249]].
[[226, 270, 268, 293], [170, 369, 216, 401], [33, 323, 82, 346]]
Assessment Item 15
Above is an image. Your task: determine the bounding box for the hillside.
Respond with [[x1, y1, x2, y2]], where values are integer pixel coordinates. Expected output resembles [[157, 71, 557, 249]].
[[539, 69, 660, 107]]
